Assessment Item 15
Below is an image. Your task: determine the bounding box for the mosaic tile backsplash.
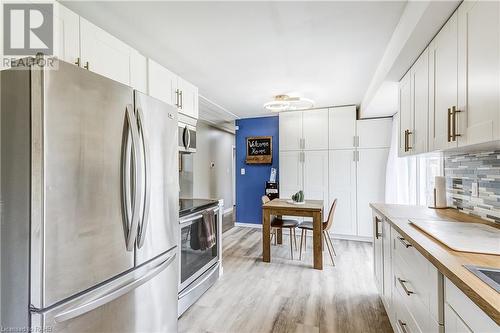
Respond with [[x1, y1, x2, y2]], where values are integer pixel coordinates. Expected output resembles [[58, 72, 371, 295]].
[[445, 151, 500, 224]]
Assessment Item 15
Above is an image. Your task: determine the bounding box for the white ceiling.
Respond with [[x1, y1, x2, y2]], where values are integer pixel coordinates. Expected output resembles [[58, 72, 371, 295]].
[[63, 1, 407, 119]]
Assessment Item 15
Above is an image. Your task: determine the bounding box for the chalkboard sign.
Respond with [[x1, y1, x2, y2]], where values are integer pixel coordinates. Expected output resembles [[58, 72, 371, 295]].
[[246, 136, 272, 164]]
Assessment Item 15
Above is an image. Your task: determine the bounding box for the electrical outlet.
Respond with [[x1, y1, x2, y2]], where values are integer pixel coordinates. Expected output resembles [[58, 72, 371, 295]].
[[471, 181, 479, 197]]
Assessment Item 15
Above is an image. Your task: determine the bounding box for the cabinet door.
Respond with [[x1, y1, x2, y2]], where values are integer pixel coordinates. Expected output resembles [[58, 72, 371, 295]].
[[445, 304, 472, 333], [412, 48, 429, 154], [177, 77, 199, 119], [148, 59, 177, 106], [279, 151, 303, 199], [399, 71, 413, 156], [53, 3, 80, 65], [373, 213, 384, 295], [458, 1, 500, 146], [130, 50, 147, 93], [329, 150, 356, 236], [303, 151, 329, 214], [80, 18, 131, 86], [429, 12, 458, 150], [329, 105, 356, 149], [357, 118, 392, 149], [279, 111, 303, 151], [303, 109, 329, 150], [357, 148, 388, 237], [382, 221, 393, 320]]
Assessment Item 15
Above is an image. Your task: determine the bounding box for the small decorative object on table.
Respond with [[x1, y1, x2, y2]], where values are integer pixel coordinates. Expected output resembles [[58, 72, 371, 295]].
[[289, 190, 305, 204]]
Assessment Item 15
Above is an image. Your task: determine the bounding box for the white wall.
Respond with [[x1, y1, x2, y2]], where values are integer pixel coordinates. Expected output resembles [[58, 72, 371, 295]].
[[193, 121, 235, 210]]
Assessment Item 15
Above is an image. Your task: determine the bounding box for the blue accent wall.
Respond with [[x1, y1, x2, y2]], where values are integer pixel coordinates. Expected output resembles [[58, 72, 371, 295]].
[[235, 116, 279, 224]]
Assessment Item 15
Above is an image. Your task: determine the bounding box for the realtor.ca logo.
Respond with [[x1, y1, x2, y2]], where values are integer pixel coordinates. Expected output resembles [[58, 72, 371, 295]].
[[3, 3, 55, 68]]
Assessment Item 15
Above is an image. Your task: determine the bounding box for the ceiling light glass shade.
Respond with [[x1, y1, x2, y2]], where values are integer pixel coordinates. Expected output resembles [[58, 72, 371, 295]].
[[263, 96, 314, 112], [263, 100, 291, 112]]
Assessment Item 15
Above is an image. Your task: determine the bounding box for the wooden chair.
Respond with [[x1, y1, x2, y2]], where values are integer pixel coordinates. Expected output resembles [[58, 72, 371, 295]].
[[261, 196, 299, 259], [297, 199, 337, 265]]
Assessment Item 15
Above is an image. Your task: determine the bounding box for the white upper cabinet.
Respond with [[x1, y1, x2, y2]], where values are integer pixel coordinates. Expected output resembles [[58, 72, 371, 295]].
[[148, 59, 177, 106], [302, 109, 329, 150], [177, 77, 199, 120], [399, 71, 413, 155], [411, 48, 429, 154], [80, 18, 131, 86], [357, 118, 392, 149], [329, 105, 356, 149], [130, 50, 147, 93], [457, 0, 500, 146], [329, 150, 357, 236], [303, 150, 329, 213], [53, 3, 80, 65], [429, 12, 458, 151], [279, 111, 303, 151]]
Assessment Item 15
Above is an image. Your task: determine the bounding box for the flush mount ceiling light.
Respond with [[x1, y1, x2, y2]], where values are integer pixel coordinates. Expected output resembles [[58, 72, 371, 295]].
[[263, 94, 314, 112]]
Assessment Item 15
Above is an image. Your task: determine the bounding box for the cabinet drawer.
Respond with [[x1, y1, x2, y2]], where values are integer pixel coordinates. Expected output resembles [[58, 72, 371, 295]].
[[445, 278, 498, 332], [392, 229, 442, 324], [393, 281, 423, 333], [394, 257, 441, 333]]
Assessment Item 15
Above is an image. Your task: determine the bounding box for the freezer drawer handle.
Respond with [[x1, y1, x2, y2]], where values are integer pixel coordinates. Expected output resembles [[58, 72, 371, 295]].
[[53, 252, 176, 323], [122, 104, 143, 251], [136, 107, 151, 249]]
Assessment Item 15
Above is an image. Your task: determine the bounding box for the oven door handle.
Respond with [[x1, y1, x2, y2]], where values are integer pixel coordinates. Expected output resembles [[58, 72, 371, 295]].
[[180, 207, 219, 225], [178, 264, 219, 299]]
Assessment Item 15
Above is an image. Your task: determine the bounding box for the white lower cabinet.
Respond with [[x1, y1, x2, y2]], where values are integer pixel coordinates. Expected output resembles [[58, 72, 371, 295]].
[[373, 213, 499, 333], [372, 212, 445, 333], [445, 278, 498, 333], [445, 304, 472, 333]]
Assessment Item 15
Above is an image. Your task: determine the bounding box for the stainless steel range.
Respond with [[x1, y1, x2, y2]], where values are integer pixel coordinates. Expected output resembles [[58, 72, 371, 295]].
[[178, 199, 223, 316]]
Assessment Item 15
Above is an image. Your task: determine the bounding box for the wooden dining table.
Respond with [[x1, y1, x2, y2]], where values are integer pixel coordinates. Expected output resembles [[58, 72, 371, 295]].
[[262, 198, 324, 270]]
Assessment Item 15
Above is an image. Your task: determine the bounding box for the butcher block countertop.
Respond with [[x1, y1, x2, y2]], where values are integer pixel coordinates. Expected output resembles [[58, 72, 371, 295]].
[[370, 203, 500, 326]]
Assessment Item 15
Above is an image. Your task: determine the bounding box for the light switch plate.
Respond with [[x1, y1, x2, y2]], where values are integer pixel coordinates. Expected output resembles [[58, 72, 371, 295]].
[[471, 181, 479, 197], [241, 168, 245, 175]]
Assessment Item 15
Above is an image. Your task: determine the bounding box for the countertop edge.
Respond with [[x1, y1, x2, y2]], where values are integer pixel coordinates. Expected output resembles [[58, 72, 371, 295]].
[[370, 203, 500, 326]]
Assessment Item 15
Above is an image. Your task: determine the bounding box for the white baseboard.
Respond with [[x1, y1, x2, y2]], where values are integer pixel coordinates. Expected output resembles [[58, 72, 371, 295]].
[[234, 222, 372, 243], [223, 207, 234, 215], [235, 222, 262, 228]]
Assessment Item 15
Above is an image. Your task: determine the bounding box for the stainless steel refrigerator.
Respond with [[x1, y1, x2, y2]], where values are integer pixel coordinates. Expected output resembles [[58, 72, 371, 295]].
[[1, 58, 179, 332]]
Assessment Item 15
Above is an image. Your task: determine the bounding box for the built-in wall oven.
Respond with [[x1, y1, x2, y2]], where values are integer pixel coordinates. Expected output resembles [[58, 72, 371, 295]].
[[178, 200, 222, 316]]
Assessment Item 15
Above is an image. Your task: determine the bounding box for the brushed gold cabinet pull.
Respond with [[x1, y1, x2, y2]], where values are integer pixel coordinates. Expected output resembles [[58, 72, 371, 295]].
[[84, 62, 89, 70], [397, 277, 415, 296], [175, 89, 180, 107], [180, 90, 183, 109], [452, 106, 461, 141], [407, 130, 413, 151], [74, 58, 81, 67], [447, 108, 453, 142]]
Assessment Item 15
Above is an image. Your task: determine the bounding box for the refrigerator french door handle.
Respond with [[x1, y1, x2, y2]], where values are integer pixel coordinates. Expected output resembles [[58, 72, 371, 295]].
[[53, 252, 176, 323], [136, 107, 151, 248], [183, 126, 189, 149], [124, 104, 143, 251]]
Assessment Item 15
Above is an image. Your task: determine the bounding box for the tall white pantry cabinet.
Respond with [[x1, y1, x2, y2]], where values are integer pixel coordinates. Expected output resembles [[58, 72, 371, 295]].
[[279, 106, 391, 239]]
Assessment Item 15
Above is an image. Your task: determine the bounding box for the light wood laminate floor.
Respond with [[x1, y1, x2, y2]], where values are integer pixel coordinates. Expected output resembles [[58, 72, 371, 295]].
[[179, 227, 392, 333]]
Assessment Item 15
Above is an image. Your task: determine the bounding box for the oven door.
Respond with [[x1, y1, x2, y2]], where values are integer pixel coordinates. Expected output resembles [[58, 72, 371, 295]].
[[178, 207, 219, 291], [178, 123, 196, 153]]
